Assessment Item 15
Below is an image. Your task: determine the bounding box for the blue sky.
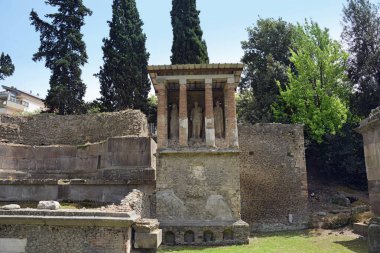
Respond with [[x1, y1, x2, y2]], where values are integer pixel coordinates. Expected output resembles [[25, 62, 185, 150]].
[[0, 0, 364, 101]]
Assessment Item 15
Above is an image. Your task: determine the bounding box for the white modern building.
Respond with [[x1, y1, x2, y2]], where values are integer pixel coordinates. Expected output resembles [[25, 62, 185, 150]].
[[0, 85, 45, 115]]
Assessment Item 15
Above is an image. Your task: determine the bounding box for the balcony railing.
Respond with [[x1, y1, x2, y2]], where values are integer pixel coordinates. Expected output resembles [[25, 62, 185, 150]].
[[4, 100, 25, 111]]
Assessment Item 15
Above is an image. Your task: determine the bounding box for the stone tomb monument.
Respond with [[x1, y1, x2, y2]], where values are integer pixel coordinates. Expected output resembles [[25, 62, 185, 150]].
[[148, 64, 249, 245], [357, 106, 380, 253]]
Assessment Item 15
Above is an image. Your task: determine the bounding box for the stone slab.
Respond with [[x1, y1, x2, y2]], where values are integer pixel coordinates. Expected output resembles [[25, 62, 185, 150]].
[[353, 222, 369, 237], [369, 218, 380, 253], [0, 238, 27, 253], [134, 229, 162, 249]]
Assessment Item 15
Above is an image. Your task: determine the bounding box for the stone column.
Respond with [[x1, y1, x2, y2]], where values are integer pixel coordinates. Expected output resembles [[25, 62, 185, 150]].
[[224, 78, 239, 148], [179, 79, 188, 147], [357, 107, 380, 253], [156, 83, 168, 149], [204, 79, 215, 147]]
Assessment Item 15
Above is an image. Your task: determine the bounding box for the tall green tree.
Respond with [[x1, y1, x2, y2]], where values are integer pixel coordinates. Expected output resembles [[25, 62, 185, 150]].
[[97, 0, 150, 113], [342, 0, 380, 117], [170, 0, 209, 64], [0, 53, 15, 80], [274, 21, 352, 143], [239, 18, 294, 123], [30, 0, 92, 115]]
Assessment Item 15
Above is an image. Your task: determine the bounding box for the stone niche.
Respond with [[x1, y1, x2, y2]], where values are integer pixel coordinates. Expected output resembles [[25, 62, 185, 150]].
[[148, 64, 249, 246], [357, 106, 380, 253]]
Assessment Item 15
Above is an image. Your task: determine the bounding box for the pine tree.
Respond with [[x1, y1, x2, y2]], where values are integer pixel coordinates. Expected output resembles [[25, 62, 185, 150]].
[[97, 0, 150, 113], [30, 0, 92, 115], [171, 0, 209, 64], [0, 53, 15, 80]]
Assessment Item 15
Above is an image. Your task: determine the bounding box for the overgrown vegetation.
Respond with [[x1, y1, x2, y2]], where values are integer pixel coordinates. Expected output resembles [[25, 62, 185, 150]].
[[237, 0, 380, 189]]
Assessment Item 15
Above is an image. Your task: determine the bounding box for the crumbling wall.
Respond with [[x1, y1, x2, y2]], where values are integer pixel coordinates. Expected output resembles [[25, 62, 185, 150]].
[[238, 123, 309, 232], [0, 110, 148, 145], [0, 137, 157, 204], [0, 137, 156, 180]]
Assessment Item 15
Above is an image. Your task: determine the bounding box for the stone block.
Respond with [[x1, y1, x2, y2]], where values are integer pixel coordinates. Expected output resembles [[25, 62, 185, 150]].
[[133, 219, 159, 233], [134, 229, 162, 249], [0, 204, 21, 210], [0, 238, 27, 253], [369, 218, 380, 253], [353, 222, 368, 237], [37, 201, 60, 210]]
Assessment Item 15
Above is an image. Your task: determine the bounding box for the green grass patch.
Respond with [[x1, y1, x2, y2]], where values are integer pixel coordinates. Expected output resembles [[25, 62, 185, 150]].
[[159, 230, 368, 253]]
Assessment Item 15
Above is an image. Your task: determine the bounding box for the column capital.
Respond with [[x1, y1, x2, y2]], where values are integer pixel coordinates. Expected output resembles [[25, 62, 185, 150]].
[[227, 77, 235, 84], [179, 78, 187, 85], [205, 78, 213, 85]]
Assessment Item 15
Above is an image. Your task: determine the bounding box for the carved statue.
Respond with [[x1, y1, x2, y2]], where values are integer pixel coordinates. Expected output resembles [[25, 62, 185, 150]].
[[170, 103, 179, 139], [214, 101, 224, 138], [191, 101, 203, 139]]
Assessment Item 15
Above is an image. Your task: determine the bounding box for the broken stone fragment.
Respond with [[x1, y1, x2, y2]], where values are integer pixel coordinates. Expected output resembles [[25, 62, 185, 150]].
[[133, 219, 160, 233], [37, 201, 60, 210], [332, 193, 351, 207], [1, 204, 21, 210]]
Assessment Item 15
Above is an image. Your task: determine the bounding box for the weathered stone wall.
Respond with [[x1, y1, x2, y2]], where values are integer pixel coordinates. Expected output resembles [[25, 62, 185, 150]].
[[357, 107, 380, 217], [156, 151, 241, 222], [0, 137, 156, 180], [0, 210, 138, 253], [238, 123, 309, 232], [0, 224, 131, 253], [357, 107, 380, 253], [0, 137, 157, 204], [0, 110, 148, 145]]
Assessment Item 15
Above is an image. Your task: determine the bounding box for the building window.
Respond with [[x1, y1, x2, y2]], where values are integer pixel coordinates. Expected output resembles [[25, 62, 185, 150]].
[[22, 101, 29, 108]]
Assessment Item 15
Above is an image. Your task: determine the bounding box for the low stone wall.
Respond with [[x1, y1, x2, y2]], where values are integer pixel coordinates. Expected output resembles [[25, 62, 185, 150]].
[[0, 137, 156, 180], [0, 137, 157, 206], [238, 123, 309, 232], [0, 209, 162, 253], [0, 210, 136, 253], [0, 110, 148, 145]]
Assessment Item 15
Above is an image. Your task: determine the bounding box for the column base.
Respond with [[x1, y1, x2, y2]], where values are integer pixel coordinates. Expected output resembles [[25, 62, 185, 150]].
[[369, 217, 380, 253]]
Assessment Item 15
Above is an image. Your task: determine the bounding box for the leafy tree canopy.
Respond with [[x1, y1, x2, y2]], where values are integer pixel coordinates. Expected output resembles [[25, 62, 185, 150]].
[[97, 0, 150, 113], [274, 21, 352, 143], [30, 0, 92, 115], [239, 18, 294, 123], [0, 53, 15, 80], [342, 0, 380, 117], [170, 0, 209, 64]]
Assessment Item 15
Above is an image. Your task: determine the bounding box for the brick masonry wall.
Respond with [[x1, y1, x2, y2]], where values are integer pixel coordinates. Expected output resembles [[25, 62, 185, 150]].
[[0, 224, 131, 253], [0, 110, 148, 146], [238, 123, 309, 232]]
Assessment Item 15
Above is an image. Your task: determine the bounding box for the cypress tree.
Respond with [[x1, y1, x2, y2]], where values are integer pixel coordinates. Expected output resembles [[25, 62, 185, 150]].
[[97, 0, 150, 113], [0, 53, 15, 80], [171, 0, 209, 64], [30, 0, 92, 115]]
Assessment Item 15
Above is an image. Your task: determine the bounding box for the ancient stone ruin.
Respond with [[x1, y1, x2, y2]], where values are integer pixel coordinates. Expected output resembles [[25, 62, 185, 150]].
[[0, 64, 309, 252], [149, 64, 250, 245], [357, 106, 380, 253]]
